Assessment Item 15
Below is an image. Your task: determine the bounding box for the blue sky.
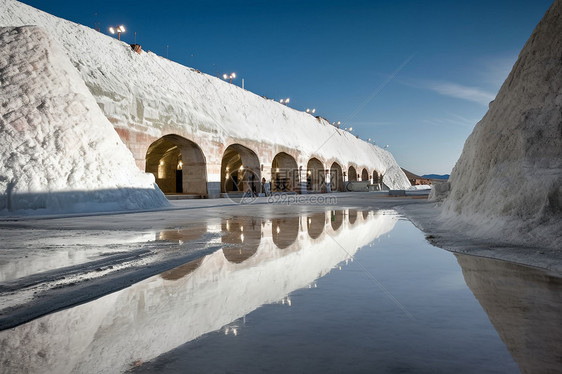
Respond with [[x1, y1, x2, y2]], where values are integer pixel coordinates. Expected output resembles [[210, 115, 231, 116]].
[[21, 0, 553, 175]]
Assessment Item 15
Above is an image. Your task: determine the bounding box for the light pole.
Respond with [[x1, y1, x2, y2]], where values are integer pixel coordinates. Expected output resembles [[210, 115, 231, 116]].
[[109, 25, 126, 40], [280, 98, 290, 105], [223, 72, 236, 84], [306, 108, 316, 114]]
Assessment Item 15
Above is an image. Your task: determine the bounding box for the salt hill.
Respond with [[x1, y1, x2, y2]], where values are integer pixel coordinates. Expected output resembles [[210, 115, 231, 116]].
[[0, 0, 410, 215], [431, 0, 562, 249]]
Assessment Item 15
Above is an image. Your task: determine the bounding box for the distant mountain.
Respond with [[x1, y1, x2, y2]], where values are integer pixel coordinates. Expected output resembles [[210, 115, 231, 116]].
[[422, 174, 449, 180]]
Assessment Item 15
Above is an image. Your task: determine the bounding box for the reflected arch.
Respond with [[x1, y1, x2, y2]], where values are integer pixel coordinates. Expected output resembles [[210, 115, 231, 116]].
[[146, 134, 207, 196], [306, 212, 326, 239], [271, 216, 299, 249], [306, 158, 325, 192], [330, 162, 344, 192], [361, 169, 369, 181], [348, 210, 358, 225], [272, 152, 298, 193], [348, 166, 358, 182], [221, 144, 261, 194], [330, 209, 344, 231], [221, 217, 262, 263]]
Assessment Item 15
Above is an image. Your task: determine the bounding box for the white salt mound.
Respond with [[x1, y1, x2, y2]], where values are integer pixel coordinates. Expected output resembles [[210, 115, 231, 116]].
[[0, 26, 169, 214], [431, 0, 562, 249]]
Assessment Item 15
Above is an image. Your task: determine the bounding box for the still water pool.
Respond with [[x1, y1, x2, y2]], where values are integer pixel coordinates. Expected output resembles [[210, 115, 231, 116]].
[[1, 209, 560, 374]]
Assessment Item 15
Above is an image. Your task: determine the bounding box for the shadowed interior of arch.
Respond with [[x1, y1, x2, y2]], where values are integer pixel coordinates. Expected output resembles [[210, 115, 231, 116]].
[[306, 158, 325, 192], [221, 144, 261, 194], [330, 162, 344, 192], [145, 134, 207, 196], [271, 152, 299, 193]]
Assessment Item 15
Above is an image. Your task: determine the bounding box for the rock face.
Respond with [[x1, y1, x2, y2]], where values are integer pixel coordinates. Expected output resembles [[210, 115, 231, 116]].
[[0, 26, 169, 214], [432, 0, 562, 249]]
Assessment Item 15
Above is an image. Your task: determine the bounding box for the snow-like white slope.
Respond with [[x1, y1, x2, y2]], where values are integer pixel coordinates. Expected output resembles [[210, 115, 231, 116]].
[[0, 0, 410, 190], [0, 26, 169, 214], [431, 0, 562, 249]]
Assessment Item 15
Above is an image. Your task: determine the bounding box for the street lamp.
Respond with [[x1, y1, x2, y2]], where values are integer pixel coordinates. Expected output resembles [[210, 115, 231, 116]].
[[109, 25, 126, 40], [306, 108, 316, 114], [223, 72, 236, 84], [280, 98, 290, 105]]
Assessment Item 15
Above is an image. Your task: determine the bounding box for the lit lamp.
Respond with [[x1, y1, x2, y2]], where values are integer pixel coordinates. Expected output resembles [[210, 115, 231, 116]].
[[223, 72, 236, 84], [109, 25, 126, 41], [306, 108, 316, 114], [280, 98, 290, 105]]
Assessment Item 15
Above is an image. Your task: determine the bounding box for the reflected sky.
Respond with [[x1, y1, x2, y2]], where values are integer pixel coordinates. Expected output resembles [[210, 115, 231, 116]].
[[0, 210, 560, 374]]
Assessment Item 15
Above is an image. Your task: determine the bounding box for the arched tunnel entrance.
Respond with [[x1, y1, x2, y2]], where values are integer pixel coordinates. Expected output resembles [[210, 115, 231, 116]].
[[272, 152, 299, 193], [361, 169, 369, 182], [145, 134, 207, 196], [306, 158, 325, 192], [330, 162, 344, 192], [221, 144, 261, 195], [348, 166, 358, 182]]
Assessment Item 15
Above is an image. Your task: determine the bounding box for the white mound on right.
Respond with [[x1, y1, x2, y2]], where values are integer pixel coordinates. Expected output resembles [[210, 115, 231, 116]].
[[432, 0, 562, 249], [0, 26, 169, 214]]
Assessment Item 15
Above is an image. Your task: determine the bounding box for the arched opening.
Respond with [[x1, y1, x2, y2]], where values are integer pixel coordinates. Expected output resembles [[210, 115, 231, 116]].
[[306, 212, 326, 239], [348, 166, 358, 182], [330, 209, 344, 231], [361, 169, 369, 181], [221, 144, 261, 195], [271, 152, 299, 193], [348, 209, 357, 225], [222, 217, 262, 263], [146, 134, 207, 196], [373, 170, 382, 189], [306, 158, 325, 192], [271, 216, 299, 249], [330, 162, 344, 192]]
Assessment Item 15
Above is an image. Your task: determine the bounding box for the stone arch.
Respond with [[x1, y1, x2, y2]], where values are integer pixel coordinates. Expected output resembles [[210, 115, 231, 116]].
[[361, 168, 369, 181], [330, 162, 344, 192], [306, 158, 325, 192], [272, 152, 299, 193], [221, 217, 262, 263], [221, 144, 261, 194], [272, 216, 299, 249], [373, 170, 383, 188], [146, 134, 207, 196], [348, 166, 358, 181], [306, 212, 326, 239]]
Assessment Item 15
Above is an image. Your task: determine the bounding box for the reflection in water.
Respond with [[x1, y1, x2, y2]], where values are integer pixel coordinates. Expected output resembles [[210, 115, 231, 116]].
[[348, 209, 357, 225], [0, 210, 397, 374], [221, 217, 262, 263], [306, 212, 326, 240], [330, 209, 344, 231], [456, 255, 562, 374], [158, 226, 207, 242], [271, 217, 300, 249]]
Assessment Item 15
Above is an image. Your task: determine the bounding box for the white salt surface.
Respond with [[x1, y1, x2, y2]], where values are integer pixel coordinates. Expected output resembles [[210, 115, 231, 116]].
[[0, 26, 168, 214]]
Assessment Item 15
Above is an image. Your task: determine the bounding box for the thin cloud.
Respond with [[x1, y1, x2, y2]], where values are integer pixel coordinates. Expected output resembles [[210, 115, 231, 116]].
[[427, 81, 496, 106]]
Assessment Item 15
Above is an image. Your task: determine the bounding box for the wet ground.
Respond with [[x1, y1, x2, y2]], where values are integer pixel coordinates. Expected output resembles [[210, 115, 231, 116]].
[[0, 194, 561, 373]]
